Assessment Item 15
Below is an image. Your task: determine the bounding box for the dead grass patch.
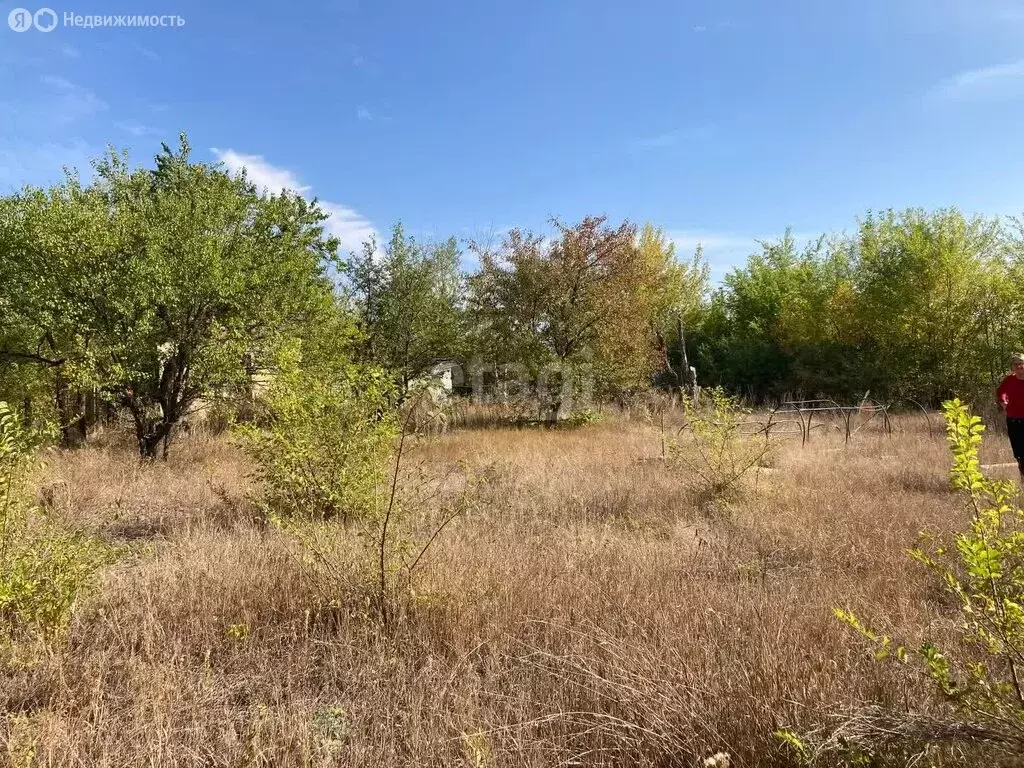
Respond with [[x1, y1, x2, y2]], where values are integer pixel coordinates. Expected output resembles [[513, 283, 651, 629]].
[[0, 411, 991, 766]]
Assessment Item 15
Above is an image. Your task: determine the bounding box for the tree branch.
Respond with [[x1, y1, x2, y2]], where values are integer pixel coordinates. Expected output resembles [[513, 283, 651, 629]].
[[0, 350, 66, 368]]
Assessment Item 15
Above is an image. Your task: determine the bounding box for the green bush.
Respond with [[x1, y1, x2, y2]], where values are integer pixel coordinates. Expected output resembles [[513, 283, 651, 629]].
[[668, 388, 772, 503], [235, 346, 398, 522], [1, 527, 112, 639], [797, 398, 1024, 763], [0, 402, 112, 641], [561, 407, 603, 428], [907, 400, 1024, 746]]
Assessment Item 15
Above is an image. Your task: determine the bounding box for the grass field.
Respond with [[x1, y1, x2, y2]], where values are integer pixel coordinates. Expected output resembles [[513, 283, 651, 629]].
[[1, 407, 1014, 766]]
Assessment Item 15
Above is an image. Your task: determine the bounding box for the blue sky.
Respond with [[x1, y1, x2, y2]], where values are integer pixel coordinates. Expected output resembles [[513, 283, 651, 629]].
[[2, 0, 1024, 280]]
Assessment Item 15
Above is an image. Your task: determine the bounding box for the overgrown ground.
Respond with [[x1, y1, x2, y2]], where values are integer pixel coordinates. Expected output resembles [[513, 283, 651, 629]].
[[1, 408, 1013, 766]]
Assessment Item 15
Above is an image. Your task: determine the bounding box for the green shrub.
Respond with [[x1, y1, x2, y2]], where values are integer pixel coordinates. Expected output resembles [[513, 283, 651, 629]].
[[668, 388, 772, 503], [0, 402, 112, 641], [1, 527, 112, 640], [799, 398, 1024, 762], [561, 407, 603, 428], [235, 346, 398, 522]]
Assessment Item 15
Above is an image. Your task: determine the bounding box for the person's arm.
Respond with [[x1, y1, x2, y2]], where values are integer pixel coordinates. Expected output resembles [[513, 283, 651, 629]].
[[997, 377, 1011, 411]]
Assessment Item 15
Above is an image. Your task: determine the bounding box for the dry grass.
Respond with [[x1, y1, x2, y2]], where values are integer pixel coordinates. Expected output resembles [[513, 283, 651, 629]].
[[0, 408, 1015, 766]]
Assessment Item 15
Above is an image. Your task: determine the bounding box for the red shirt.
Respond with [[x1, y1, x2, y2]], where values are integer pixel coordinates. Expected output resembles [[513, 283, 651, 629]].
[[997, 375, 1024, 418]]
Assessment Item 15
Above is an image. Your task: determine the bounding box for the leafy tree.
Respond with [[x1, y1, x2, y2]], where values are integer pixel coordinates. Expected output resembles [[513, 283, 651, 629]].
[[469, 216, 658, 415], [0, 135, 339, 458], [345, 224, 464, 397], [637, 223, 710, 392], [852, 208, 1003, 404], [695, 233, 805, 399], [694, 210, 1018, 406], [772, 236, 865, 396], [0, 178, 106, 438]]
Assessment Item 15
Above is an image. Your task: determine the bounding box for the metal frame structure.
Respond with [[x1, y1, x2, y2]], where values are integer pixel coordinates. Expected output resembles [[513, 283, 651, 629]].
[[737, 399, 894, 445]]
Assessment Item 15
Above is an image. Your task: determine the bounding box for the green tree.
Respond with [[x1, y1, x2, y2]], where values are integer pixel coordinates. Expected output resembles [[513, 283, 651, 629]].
[[235, 339, 396, 523], [852, 208, 1003, 404], [0, 135, 339, 458], [345, 224, 464, 397], [637, 223, 710, 393], [694, 211, 1014, 405], [469, 216, 657, 415], [695, 232, 806, 399]]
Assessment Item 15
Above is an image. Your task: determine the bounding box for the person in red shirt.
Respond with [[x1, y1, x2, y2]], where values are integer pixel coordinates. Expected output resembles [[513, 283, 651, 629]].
[[996, 353, 1024, 477]]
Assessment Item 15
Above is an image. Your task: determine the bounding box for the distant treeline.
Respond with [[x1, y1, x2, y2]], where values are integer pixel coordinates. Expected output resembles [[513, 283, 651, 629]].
[[301, 207, 1024, 411], [340, 207, 1024, 412], [2, 135, 1022, 456], [695, 210, 1024, 407]]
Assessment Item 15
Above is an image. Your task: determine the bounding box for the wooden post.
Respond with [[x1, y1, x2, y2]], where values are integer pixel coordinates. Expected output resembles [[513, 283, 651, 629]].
[[677, 314, 701, 408], [677, 315, 690, 389]]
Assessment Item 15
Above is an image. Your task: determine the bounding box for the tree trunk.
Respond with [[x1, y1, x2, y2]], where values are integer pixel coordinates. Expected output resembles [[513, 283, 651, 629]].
[[677, 315, 691, 388], [139, 432, 161, 460], [129, 341, 193, 460], [676, 315, 700, 405], [54, 373, 86, 448], [73, 390, 88, 444], [543, 363, 571, 425], [133, 415, 175, 460], [655, 327, 683, 392], [103, 399, 117, 426], [21, 397, 32, 430], [125, 395, 179, 461]]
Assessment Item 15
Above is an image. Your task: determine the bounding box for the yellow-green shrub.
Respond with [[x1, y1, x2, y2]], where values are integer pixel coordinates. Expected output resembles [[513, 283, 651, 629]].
[[0, 402, 112, 641], [669, 388, 772, 502], [235, 348, 397, 522], [802, 398, 1024, 762]]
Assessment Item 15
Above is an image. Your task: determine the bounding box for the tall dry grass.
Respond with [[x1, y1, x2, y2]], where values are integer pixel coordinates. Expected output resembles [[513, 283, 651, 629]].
[[0, 408, 1014, 766]]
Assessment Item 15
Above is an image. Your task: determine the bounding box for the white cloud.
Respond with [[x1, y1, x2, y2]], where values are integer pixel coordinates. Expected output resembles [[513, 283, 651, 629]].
[[629, 124, 716, 152], [993, 4, 1024, 23], [212, 148, 311, 194], [210, 148, 376, 254], [0, 77, 105, 136], [693, 25, 707, 32], [670, 232, 761, 278], [317, 201, 378, 252], [132, 43, 161, 62], [60, 44, 80, 58], [0, 139, 101, 191], [356, 106, 373, 121], [931, 59, 1024, 101], [40, 75, 107, 123], [115, 120, 163, 138]]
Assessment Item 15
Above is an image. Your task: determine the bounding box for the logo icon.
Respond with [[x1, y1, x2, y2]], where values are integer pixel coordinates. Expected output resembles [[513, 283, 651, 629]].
[[8, 7, 33, 31], [34, 8, 57, 31], [7, 7, 58, 31]]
